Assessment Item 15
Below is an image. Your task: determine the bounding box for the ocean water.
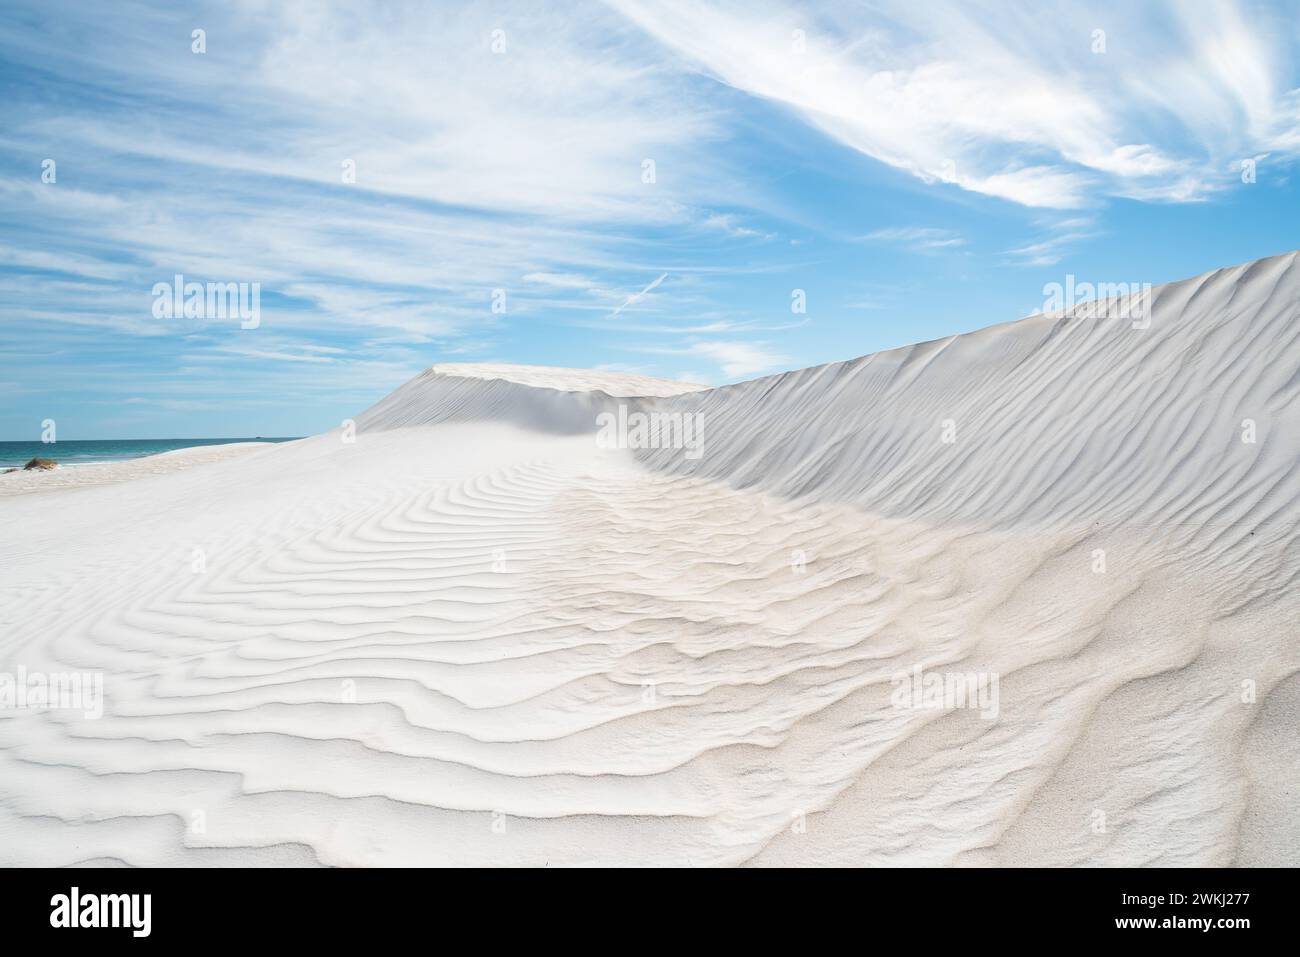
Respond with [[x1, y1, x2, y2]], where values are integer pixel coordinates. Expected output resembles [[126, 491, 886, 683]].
[[0, 438, 299, 469]]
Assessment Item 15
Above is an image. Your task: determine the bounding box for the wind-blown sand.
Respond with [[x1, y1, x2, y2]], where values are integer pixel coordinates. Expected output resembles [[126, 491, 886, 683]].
[[1, 252, 1296, 866]]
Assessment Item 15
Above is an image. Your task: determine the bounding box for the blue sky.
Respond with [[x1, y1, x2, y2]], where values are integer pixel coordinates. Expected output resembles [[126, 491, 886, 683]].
[[1, 0, 1298, 438]]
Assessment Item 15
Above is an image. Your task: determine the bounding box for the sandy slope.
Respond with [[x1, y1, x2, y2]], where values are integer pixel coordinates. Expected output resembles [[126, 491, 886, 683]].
[[0, 442, 270, 498], [0, 253, 1296, 866]]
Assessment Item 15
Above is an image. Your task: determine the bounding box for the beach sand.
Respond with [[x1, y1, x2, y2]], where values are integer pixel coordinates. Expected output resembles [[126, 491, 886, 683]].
[[0, 252, 1296, 866], [0, 442, 272, 499]]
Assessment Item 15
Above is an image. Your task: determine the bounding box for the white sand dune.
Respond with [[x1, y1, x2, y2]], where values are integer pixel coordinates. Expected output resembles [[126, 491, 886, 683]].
[[1, 252, 1296, 866]]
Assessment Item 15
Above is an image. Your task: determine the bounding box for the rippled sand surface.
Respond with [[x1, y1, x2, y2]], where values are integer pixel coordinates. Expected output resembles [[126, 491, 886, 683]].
[[1, 253, 1296, 866]]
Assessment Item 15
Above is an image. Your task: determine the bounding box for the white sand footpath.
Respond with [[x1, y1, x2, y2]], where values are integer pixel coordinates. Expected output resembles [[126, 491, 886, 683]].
[[0, 252, 1296, 866]]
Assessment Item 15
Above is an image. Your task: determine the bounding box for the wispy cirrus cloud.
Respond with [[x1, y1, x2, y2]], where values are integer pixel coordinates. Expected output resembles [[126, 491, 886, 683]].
[[701, 212, 776, 240], [854, 227, 965, 252], [607, 0, 1300, 208], [629, 338, 790, 378], [1004, 217, 1099, 266], [0, 0, 749, 403]]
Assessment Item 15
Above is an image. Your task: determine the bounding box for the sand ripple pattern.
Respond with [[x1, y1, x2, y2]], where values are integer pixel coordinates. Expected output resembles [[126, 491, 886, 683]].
[[2, 253, 1297, 865]]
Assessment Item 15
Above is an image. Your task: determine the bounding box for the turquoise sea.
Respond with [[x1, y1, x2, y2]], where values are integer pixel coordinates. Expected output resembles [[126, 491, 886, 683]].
[[0, 438, 299, 469]]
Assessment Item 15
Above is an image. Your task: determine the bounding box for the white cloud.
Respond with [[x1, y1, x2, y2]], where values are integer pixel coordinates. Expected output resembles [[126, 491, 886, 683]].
[[854, 227, 964, 251], [522, 272, 601, 291], [0, 1, 783, 387], [246, 5, 717, 220], [211, 346, 336, 364], [633, 339, 790, 378], [701, 212, 775, 240], [689, 340, 790, 378], [1003, 217, 1100, 266], [608, 0, 1300, 208]]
